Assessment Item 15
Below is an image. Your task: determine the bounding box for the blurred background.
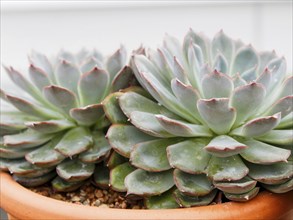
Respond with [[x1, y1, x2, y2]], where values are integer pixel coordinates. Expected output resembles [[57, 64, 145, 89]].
[[0, 0, 292, 218]]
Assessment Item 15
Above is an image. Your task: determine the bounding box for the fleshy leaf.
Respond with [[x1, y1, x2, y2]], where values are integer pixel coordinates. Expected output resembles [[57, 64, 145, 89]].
[[232, 45, 259, 75], [240, 139, 291, 164], [174, 170, 213, 196], [52, 176, 85, 192], [173, 189, 217, 208], [110, 162, 136, 192], [279, 76, 293, 98], [54, 127, 93, 157], [156, 115, 212, 137], [129, 111, 174, 138], [111, 66, 135, 92], [78, 67, 109, 106], [55, 60, 80, 94], [207, 155, 249, 181], [255, 130, 293, 145], [241, 65, 257, 82], [212, 30, 234, 62], [145, 188, 179, 209], [204, 135, 247, 157], [106, 46, 127, 80], [246, 162, 293, 184], [13, 172, 56, 187], [0, 144, 35, 159], [214, 176, 257, 194], [56, 159, 95, 182], [125, 169, 174, 196], [25, 119, 75, 134], [213, 53, 228, 74], [107, 151, 128, 170], [9, 160, 54, 177], [241, 113, 281, 138], [25, 136, 65, 167], [197, 98, 236, 134], [130, 139, 179, 172], [170, 78, 201, 123], [5, 94, 59, 119], [256, 68, 272, 90], [107, 125, 154, 158], [29, 64, 51, 90], [81, 57, 103, 73], [93, 164, 110, 189], [43, 85, 78, 115], [173, 57, 189, 84], [224, 187, 259, 202], [201, 70, 234, 99], [79, 131, 111, 163], [167, 138, 211, 174], [265, 95, 293, 119], [259, 50, 277, 73], [277, 112, 293, 129], [4, 129, 53, 148], [262, 178, 293, 193], [231, 82, 266, 126], [70, 104, 104, 126], [232, 74, 247, 88], [103, 92, 128, 124]]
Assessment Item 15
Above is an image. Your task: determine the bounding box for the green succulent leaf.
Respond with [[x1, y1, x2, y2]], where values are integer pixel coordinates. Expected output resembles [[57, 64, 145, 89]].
[[55, 60, 80, 94], [4, 129, 53, 148], [167, 138, 211, 174], [265, 95, 293, 119], [29, 64, 51, 91], [25, 119, 75, 134], [256, 68, 272, 90], [43, 85, 78, 115], [212, 30, 233, 62], [231, 82, 266, 126], [106, 46, 127, 80], [262, 178, 293, 193], [155, 115, 212, 137], [0, 158, 25, 171], [277, 112, 293, 129], [0, 143, 36, 159], [241, 139, 291, 164], [214, 176, 257, 194], [78, 67, 109, 106], [224, 187, 259, 202], [13, 171, 56, 187], [241, 66, 257, 82], [173, 57, 189, 84], [25, 136, 65, 167], [111, 66, 135, 92], [93, 164, 110, 189], [129, 111, 174, 138], [145, 188, 180, 209], [197, 98, 236, 134], [81, 57, 103, 73], [232, 45, 259, 75], [107, 124, 154, 158], [56, 159, 95, 182], [213, 53, 228, 74], [9, 160, 54, 177], [232, 74, 247, 88], [201, 70, 233, 99], [204, 135, 247, 157], [125, 169, 174, 196], [255, 130, 293, 145], [52, 176, 85, 192], [130, 138, 180, 172], [29, 51, 55, 82], [54, 127, 93, 157], [110, 162, 136, 192], [107, 151, 128, 169], [5, 94, 60, 119], [79, 131, 111, 163], [258, 51, 277, 73], [103, 92, 128, 124], [279, 76, 293, 98], [174, 169, 213, 196], [207, 155, 249, 181], [70, 104, 104, 126], [246, 161, 293, 184], [173, 189, 217, 208]]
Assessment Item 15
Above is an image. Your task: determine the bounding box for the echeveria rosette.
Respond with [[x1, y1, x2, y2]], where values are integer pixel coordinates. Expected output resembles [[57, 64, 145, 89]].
[[0, 47, 137, 190], [106, 30, 293, 209]]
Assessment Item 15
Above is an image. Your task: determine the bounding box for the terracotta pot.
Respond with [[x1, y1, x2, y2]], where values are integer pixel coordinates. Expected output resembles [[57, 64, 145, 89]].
[[0, 172, 292, 220]]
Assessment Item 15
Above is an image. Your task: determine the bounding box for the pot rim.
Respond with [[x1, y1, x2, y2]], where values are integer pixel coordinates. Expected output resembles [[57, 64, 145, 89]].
[[1, 172, 292, 220]]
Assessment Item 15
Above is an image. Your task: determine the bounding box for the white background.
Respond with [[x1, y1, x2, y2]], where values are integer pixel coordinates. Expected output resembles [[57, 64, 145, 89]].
[[1, 1, 292, 90]]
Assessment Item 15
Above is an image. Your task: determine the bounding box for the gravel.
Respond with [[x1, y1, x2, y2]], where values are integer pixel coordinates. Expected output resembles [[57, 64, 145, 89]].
[[29, 181, 145, 209]]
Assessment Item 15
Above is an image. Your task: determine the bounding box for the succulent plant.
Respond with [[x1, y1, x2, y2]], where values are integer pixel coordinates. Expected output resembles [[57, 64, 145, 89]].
[[0, 47, 137, 191], [106, 30, 293, 208]]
